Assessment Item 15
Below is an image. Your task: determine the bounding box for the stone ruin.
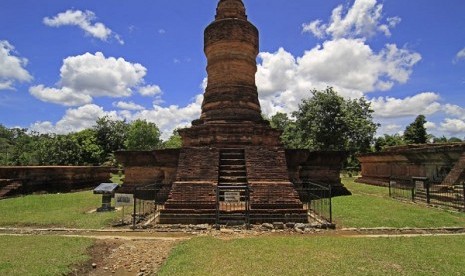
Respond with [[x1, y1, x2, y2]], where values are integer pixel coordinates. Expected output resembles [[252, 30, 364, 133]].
[[357, 143, 465, 187], [116, 0, 348, 224], [0, 166, 117, 198]]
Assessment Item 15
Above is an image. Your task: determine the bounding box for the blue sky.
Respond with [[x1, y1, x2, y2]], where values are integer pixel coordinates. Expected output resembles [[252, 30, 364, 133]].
[[1, 0, 465, 140]]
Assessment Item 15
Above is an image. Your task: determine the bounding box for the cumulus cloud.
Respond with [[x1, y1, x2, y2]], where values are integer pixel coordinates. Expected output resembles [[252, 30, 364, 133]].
[[302, 0, 400, 40], [370, 92, 441, 118], [29, 52, 151, 106], [43, 10, 124, 44], [257, 0, 420, 117], [113, 101, 145, 111], [0, 40, 32, 90], [129, 94, 203, 140], [31, 94, 203, 140], [440, 119, 465, 135], [454, 48, 465, 62], [256, 40, 421, 115], [31, 104, 120, 134], [139, 84, 162, 96], [443, 104, 465, 119]]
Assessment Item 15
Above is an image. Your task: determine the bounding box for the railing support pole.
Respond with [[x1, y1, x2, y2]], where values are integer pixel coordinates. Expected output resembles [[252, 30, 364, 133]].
[[426, 179, 431, 204], [329, 184, 332, 224], [462, 182, 465, 212], [132, 186, 137, 230], [388, 177, 392, 197], [215, 187, 220, 230]]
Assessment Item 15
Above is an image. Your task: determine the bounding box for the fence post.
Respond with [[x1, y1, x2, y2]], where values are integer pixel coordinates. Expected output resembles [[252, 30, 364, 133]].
[[426, 179, 431, 204], [462, 182, 465, 212], [388, 177, 391, 197], [411, 178, 415, 202], [215, 187, 220, 230], [132, 186, 137, 230], [329, 184, 332, 224]]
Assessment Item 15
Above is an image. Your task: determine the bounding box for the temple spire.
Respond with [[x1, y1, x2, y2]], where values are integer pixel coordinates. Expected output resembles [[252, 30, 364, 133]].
[[215, 0, 247, 20]]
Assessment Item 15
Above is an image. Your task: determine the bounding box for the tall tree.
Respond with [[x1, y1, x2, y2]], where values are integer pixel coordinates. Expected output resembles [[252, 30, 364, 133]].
[[125, 119, 162, 150], [94, 116, 129, 161], [404, 115, 428, 144], [292, 87, 378, 154], [269, 112, 302, 149]]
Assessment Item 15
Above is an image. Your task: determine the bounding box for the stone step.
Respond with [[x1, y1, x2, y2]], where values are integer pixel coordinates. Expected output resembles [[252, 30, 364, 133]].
[[219, 170, 247, 177], [218, 183, 248, 187], [219, 176, 247, 182], [220, 165, 246, 170], [0, 182, 22, 198], [220, 148, 245, 154], [220, 159, 245, 166], [220, 152, 244, 158]]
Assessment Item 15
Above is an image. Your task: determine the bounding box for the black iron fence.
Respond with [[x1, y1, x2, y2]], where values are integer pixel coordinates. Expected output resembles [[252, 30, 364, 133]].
[[296, 181, 332, 224], [130, 181, 333, 227], [132, 182, 165, 227], [389, 176, 465, 211]]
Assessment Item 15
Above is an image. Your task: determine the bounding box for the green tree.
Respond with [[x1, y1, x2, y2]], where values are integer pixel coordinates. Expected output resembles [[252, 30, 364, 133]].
[[292, 87, 378, 154], [94, 116, 129, 161], [269, 113, 302, 148], [448, 137, 462, 143], [404, 115, 428, 144], [374, 134, 405, 152], [125, 119, 162, 150], [8, 128, 38, 165], [0, 125, 13, 165], [162, 129, 183, 149], [72, 129, 103, 165]]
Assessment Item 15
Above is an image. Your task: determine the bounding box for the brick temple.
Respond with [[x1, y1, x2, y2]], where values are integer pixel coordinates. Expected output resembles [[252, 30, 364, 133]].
[[116, 0, 348, 224]]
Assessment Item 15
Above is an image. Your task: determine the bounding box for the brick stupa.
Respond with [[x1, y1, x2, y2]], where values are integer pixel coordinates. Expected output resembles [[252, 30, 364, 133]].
[[116, 0, 348, 224]]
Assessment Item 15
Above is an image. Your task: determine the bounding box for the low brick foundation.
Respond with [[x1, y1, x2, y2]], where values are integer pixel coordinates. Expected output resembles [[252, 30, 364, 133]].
[[0, 166, 117, 198]]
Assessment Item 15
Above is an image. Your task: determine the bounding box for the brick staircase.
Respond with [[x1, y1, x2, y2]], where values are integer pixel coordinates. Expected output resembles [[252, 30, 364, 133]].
[[0, 179, 22, 198], [218, 149, 247, 187], [216, 149, 250, 224], [441, 152, 465, 186]]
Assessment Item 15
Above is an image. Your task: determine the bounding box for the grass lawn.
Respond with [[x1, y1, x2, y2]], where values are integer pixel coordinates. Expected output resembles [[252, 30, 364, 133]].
[[0, 191, 122, 229], [333, 177, 465, 228], [0, 235, 92, 276], [159, 235, 465, 276]]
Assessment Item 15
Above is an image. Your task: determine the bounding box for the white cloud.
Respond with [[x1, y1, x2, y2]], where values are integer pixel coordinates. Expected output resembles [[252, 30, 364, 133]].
[[33, 93, 203, 140], [444, 104, 465, 119], [455, 48, 465, 62], [257, 0, 420, 118], [424, 121, 437, 130], [440, 119, 465, 135], [43, 10, 124, 44], [29, 85, 92, 106], [29, 52, 152, 106], [31, 104, 120, 134], [256, 40, 421, 116], [0, 40, 32, 90], [113, 101, 145, 111], [302, 0, 399, 40], [139, 84, 162, 96], [376, 123, 402, 136], [370, 92, 441, 118], [129, 94, 203, 140]]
